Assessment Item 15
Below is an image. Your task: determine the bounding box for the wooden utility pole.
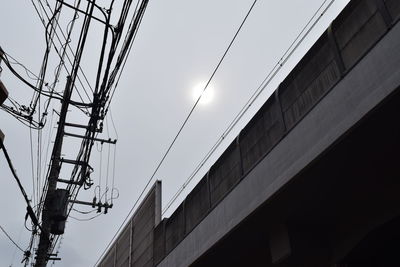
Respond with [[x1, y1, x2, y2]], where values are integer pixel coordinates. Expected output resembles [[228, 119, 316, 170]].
[[35, 77, 72, 267]]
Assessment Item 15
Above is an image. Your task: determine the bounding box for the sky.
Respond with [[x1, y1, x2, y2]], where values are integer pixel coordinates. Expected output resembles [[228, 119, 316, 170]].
[[0, 0, 349, 266]]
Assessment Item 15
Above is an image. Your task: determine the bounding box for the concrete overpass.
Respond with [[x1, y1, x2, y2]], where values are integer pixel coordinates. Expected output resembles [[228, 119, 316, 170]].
[[99, 0, 400, 266]]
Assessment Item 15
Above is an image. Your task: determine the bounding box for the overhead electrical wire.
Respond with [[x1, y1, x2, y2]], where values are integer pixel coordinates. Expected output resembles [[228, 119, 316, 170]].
[[48, 0, 148, 263], [2, 0, 337, 264], [35, 124, 43, 215], [67, 0, 147, 203], [103, 0, 143, 115], [0, 53, 45, 127], [9, 224, 25, 266], [5, 96, 21, 111], [0, 140, 41, 231], [0, 104, 42, 129], [29, 2, 62, 118], [19, 0, 106, 262], [36, 108, 56, 222], [32, 0, 94, 94], [35, 0, 98, 223], [101, 0, 147, 112], [2, 52, 42, 82], [30, 0, 94, 109], [69, 213, 102, 222], [33, 0, 84, 218], [0, 49, 52, 96], [95, 0, 338, 264], [0, 224, 25, 253], [105, 121, 111, 201], [29, 129, 38, 207], [161, 0, 336, 215], [66, 0, 148, 226], [67, 0, 105, 185], [39, 0, 88, 126], [0, 51, 92, 107], [105, 108, 119, 204], [93, 1, 258, 265], [61, 0, 137, 238], [36, 0, 97, 259], [72, 208, 96, 215], [35, 1, 110, 262], [26, 0, 147, 262]]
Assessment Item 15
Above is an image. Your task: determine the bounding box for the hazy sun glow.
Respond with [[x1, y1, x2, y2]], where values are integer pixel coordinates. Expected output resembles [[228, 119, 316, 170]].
[[192, 81, 215, 105]]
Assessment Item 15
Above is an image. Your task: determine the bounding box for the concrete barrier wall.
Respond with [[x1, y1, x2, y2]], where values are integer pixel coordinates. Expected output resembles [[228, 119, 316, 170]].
[[239, 95, 285, 174], [153, 0, 398, 265], [184, 175, 210, 233], [333, 0, 388, 70], [208, 140, 242, 206], [98, 181, 161, 267], [131, 187, 158, 267], [115, 223, 131, 267], [101, 249, 115, 267], [165, 203, 185, 254], [279, 32, 341, 130], [153, 219, 166, 266]]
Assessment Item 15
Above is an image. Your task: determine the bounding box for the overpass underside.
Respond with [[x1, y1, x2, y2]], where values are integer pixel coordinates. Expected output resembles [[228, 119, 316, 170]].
[[192, 87, 400, 267]]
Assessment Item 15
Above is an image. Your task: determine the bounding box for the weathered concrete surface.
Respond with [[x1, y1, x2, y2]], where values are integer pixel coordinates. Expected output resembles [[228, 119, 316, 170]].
[[156, 19, 400, 267], [98, 181, 161, 267]]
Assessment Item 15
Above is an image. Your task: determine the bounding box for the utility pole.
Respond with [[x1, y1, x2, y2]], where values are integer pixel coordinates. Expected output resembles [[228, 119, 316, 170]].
[[35, 77, 72, 267]]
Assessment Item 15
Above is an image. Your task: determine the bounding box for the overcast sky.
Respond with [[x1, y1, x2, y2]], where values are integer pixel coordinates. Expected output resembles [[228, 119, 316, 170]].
[[0, 0, 349, 266]]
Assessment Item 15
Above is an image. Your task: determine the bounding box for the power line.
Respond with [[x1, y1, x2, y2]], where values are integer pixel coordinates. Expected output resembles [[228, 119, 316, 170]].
[[34, 0, 96, 257], [32, 0, 94, 94], [2, 0, 135, 263], [0, 224, 24, 252], [102, 0, 147, 115], [161, 0, 336, 215], [69, 213, 102, 221], [34, 0, 121, 261], [29, 1, 62, 118], [93, 1, 258, 265], [0, 140, 41, 230], [0, 51, 92, 107], [29, 128, 37, 207], [58, 3, 150, 262], [2, 52, 42, 82], [30, 0, 94, 110]]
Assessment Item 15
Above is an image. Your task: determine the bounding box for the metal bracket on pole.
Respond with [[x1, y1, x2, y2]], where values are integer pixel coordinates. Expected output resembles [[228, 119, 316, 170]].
[[47, 258, 61, 261], [69, 199, 113, 214], [63, 122, 102, 132], [64, 132, 117, 144], [57, 178, 81, 185], [60, 158, 92, 168]]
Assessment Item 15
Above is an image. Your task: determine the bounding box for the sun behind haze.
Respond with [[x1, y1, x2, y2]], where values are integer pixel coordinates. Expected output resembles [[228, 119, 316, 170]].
[[192, 81, 215, 105]]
